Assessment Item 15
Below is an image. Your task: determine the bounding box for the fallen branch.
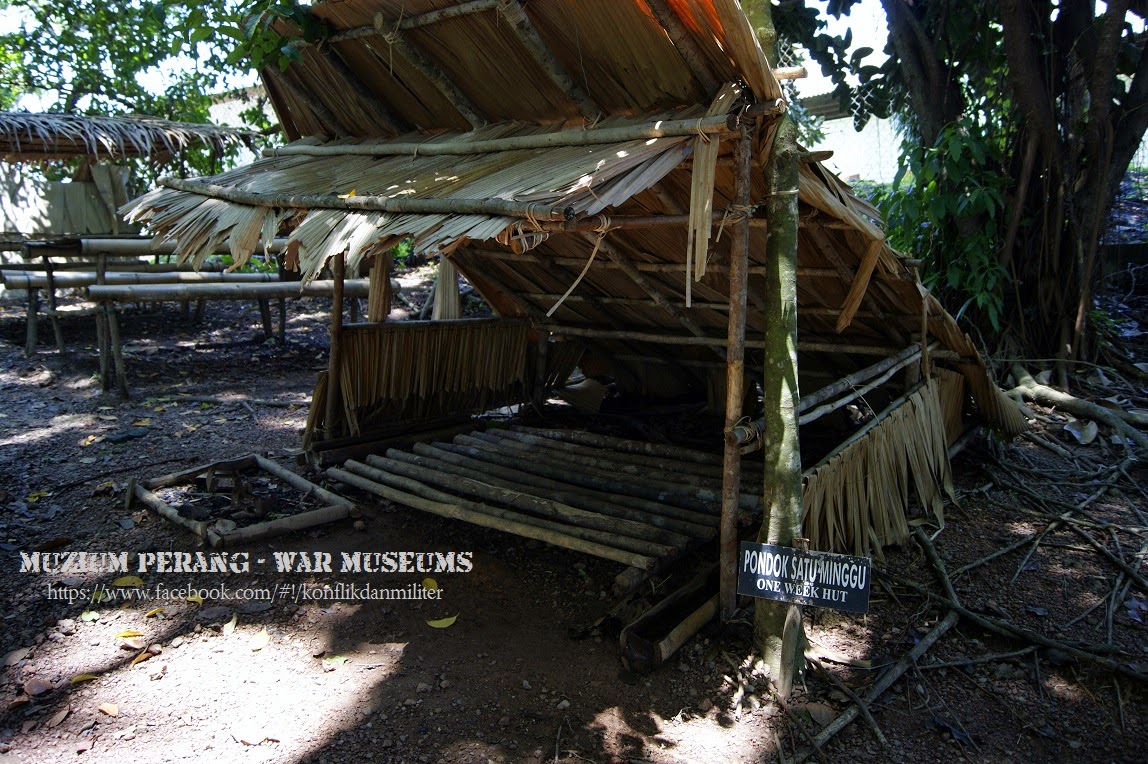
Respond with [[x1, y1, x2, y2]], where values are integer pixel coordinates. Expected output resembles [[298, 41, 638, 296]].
[[768, 682, 829, 764], [807, 658, 888, 747], [1011, 365, 1148, 450]]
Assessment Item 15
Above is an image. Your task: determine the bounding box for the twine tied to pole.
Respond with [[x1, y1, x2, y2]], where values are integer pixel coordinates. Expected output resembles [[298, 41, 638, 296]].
[[546, 216, 613, 317]]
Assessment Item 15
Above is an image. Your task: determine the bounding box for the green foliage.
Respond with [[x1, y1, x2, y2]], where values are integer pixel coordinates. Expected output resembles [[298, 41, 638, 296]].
[[875, 119, 1009, 330], [391, 238, 414, 268]]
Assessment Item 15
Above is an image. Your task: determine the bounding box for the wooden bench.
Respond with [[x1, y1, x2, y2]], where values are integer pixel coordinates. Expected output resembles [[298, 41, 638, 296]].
[[88, 279, 371, 398]]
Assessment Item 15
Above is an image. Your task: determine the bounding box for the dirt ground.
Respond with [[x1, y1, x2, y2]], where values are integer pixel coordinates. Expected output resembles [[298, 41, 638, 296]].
[[0, 282, 1146, 764]]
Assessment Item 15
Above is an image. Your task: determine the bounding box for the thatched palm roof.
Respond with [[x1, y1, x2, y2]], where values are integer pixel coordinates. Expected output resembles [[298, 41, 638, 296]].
[[121, 0, 1027, 438], [0, 111, 259, 162]]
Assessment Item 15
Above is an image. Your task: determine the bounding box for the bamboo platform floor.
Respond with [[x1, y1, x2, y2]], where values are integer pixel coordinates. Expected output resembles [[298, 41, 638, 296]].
[[327, 426, 766, 571]]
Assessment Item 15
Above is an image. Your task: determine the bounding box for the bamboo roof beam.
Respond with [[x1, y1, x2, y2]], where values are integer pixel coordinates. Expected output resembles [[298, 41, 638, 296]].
[[496, 1, 602, 122], [327, 1, 503, 44], [157, 177, 574, 220], [263, 113, 756, 158], [591, 235, 725, 361], [539, 324, 901, 355], [363, 30, 487, 128], [643, 0, 721, 96], [471, 249, 770, 275], [520, 293, 730, 311], [319, 45, 411, 134], [264, 67, 350, 138], [534, 211, 769, 232]]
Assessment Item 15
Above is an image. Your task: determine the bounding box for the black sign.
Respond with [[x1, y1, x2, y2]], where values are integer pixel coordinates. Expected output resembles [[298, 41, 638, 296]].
[[737, 542, 871, 614]]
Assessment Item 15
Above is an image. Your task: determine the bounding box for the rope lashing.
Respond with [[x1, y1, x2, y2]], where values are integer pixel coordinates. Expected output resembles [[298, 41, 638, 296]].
[[546, 216, 613, 318]]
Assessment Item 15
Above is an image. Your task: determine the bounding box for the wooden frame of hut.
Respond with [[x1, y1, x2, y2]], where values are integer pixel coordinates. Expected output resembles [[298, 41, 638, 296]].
[[121, 1, 1027, 590]]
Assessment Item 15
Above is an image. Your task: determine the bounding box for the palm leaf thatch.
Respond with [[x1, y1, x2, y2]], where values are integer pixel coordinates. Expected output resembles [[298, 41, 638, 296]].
[[0, 111, 259, 162]]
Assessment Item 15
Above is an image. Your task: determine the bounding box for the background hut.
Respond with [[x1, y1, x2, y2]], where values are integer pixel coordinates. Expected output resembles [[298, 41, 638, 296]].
[[122, 0, 1027, 566]]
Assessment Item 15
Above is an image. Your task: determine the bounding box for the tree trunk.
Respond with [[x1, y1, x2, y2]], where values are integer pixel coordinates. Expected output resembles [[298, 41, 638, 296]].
[[754, 114, 805, 698]]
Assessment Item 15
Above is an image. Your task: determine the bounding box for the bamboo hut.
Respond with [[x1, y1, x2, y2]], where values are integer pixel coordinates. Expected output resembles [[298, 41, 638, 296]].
[[121, 0, 1027, 568]]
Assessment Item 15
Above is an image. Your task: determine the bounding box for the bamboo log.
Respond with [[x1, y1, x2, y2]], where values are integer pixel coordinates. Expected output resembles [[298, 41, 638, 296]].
[[621, 567, 720, 672], [412, 442, 718, 532], [773, 66, 808, 80], [373, 28, 486, 128], [324, 257, 345, 442], [538, 323, 900, 355], [87, 279, 369, 303], [96, 254, 110, 390], [453, 434, 748, 513], [24, 287, 38, 356], [143, 456, 259, 490], [133, 482, 207, 539], [77, 237, 288, 257], [385, 447, 711, 539], [106, 307, 130, 399], [262, 115, 735, 158], [495, 427, 741, 480], [482, 429, 730, 491], [327, 0, 501, 42], [643, 0, 721, 95], [496, 1, 601, 121], [207, 504, 351, 548], [329, 465, 659, 569], [252, 454, 354, 510], [160, 176, 574, 220], [470, 248, 769, 274], [720, 129, 753, 621], [535, 213, 770, 232], [512, 426, 723, 465], [594, 235, 725, 361], [43, 260, 65, 353], [363, 453, 688, 548], [1, 271, 278, 289]]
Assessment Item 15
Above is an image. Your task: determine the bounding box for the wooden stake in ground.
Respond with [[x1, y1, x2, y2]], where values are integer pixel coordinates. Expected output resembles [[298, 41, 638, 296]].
[[755, 108, 806, 698], [720, 129, 752, 621], [324, 254, 346, 440]]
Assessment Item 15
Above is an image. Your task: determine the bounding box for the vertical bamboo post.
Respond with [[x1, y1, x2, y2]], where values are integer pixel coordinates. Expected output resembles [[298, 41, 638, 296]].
[[754, 113, 805, 699], [368, 252, 394, 322], [97, 253, 111, 391], [24, 287, 39, 356], [277, 255, 288, 341], [533, 330, 551, 412], [324, 254, 346, 440], [107, 306, 129, 399], [44, 258, 65, 353], [258, 298, 273, 338], [720, 129, 753, 622]]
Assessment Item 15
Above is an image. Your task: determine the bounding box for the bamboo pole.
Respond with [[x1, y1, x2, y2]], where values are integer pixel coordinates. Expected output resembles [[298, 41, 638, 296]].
[[24, 287, 38, 356], [1, 271, 279, 290], [362, 453, 686, 548], [262, 114, 737, 158], [252, 454, 354, 510], [412, 442, 718, 531], [329, 465, 659, 570], [512, 426, 724, 465], [720, 129, 752, 621], [86, 279, 369, 303], [481, 429, 732, 491], [326, 0, 501, 42], [471, 248, 770, 274], [374, 29, 486, 128], [385, 448, 710, 539], [455, 433, 755, 512], [77, 237, 289, 257], [160, 176, 574, 220], [496, 1, 601, 121], [324, 256, 345, 440], [643, 0, 721, 95], [106, 306, 129, 399], [534, 212, 770, 232], [538, 324, 900, 355], [496, 427, 745, 480], [755, 110, 805, 698], [594, 235, 726, 362], [208, 505, 351, 548], [96, 253, 110, 390], [132, 483, 207, 539], [43, 259, 65, 353]]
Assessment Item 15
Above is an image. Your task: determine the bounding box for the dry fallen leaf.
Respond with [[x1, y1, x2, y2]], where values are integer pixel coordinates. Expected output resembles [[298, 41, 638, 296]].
[[115, 629, 144, 639], [23, 678, 52, 696], [97, 703, 118, 717], [249, 628, 271, 651], [1064, 419, 1099, 444], [422, 577, 438, 591], [80, 610, 100, 622], [426, 615, 458, 629], [223, 613, 237, 636], [70, 674, 100, 684], [121, 637, 147, 650], [46, 706, 70, 728], [113, 576, 145, 587], [186, 593, 203, 605], [131, 418, 151, 426], [130, 652, 151, 667], [4, 647, 30, 666], [145, 608, 164, 618]]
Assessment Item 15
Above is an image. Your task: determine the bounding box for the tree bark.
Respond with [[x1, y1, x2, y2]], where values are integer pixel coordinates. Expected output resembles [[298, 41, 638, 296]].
[[754, 114, 805, 698]]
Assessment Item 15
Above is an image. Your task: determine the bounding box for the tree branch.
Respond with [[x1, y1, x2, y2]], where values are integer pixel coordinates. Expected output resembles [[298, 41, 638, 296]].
[[1000, 0, 1060, 158]]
